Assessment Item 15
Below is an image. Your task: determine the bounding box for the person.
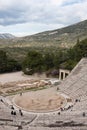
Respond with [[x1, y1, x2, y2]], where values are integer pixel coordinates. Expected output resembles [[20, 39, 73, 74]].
[[13, 111, 16, 115], [83, 112, 85, 117], [11, 111, 14, 115], [75, 99, 78, 102], [60, 107, 63, 111], [11, 105, 14, 110], [1, 99, 3, 102], [19, 109, 23, 116], [19, 109, 21, 113], [20, 111, 23, 116], [58, 112, 60, 115]]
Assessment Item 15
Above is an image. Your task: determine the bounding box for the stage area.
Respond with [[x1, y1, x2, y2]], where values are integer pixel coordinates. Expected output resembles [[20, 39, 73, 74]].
[[14, 87, 65, 113]]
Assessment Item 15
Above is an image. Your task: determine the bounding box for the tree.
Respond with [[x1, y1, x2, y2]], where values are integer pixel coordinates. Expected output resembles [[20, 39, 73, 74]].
[[0, 50, 7, 73], [22, 51, 43, 74], [0, 50, 21, 73], [43, 53, 54, 70]]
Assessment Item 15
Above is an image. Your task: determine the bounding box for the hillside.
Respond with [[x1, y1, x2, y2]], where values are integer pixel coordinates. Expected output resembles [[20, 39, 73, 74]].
[[0, 20, 87, 48], [12, 19, 87, 48]]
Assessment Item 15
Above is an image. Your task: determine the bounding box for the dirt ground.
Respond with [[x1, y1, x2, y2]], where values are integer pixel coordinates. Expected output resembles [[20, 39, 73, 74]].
[[14, 87, 65, 112], [0, 71, 46, 84]]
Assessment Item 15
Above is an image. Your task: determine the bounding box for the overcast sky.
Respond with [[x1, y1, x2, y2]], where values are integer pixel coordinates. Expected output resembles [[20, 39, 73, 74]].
[[0, 0, 87, 36]]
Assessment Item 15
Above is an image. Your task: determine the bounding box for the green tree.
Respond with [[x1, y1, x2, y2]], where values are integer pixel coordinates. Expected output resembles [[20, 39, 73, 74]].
[[43, 53, 54, 70], [22, 51, 43, 74], [0, 50, 7, 73], [0, 50, 21, 73]]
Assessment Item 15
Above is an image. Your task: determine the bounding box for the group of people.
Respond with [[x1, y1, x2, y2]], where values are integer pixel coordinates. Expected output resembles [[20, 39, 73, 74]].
[[11, 105, 23, 116], [0, 97, 23, 117]]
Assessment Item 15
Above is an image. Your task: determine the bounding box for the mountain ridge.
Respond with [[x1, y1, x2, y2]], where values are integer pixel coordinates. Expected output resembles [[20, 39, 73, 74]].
[[0, 19, 87, 48], [16, 19, 87, 48], [0, 33, 15, 39], [24, 19, 87, 37]]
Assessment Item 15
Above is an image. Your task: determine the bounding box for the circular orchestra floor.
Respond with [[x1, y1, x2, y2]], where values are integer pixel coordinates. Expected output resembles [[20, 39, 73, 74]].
[[14, 88, 65, 113]]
